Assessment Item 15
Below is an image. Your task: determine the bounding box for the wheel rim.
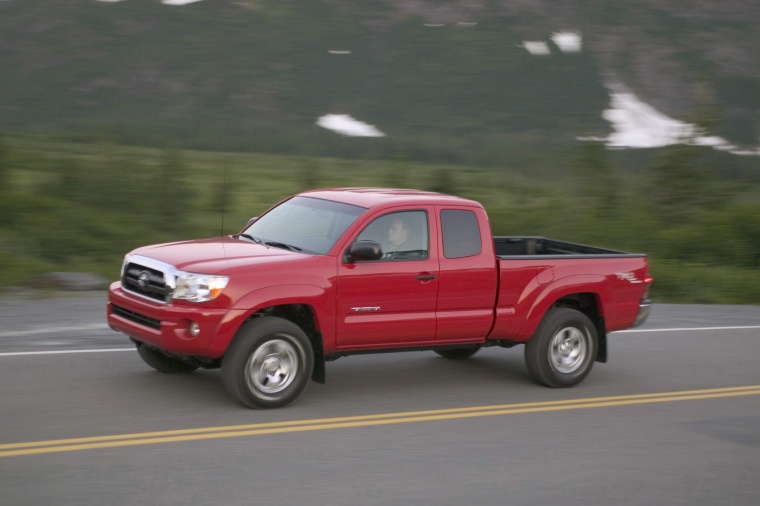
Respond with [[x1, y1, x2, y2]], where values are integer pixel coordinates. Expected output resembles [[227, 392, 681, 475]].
[[245, 338, 299, 395], [548, 326, 588, 374]]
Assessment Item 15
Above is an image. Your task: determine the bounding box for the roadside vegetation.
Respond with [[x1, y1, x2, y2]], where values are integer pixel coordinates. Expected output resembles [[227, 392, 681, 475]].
[[1, 132, 759, 303]]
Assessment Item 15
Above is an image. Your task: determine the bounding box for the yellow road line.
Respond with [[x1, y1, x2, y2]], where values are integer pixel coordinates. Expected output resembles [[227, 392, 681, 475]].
[[2, 385, 759, 458]]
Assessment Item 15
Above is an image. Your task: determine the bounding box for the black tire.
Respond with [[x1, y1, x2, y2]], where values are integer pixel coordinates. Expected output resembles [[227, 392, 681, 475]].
[[524, 308, 597, 388], [434, 346, 481, 360], [136, 343, 199, 374], [222, 317, 314, 409]]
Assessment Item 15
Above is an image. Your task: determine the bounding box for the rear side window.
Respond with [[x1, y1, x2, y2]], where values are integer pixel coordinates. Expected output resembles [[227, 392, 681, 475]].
[[441, 209, 482, 259]]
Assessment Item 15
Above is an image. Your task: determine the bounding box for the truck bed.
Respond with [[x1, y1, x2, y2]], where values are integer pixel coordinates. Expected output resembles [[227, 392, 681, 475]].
[[494, 236, 644, 258]]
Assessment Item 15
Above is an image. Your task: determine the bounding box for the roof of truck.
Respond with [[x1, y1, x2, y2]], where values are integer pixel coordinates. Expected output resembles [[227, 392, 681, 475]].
[[298, 187, 482, 209]]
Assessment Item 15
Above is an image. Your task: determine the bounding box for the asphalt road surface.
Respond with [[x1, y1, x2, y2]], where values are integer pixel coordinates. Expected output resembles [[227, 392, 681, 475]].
[[1, 292, 759, 506]]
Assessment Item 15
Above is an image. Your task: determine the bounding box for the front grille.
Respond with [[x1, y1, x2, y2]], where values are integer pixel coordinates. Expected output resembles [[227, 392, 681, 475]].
[[112, 304, 161, 330], [123, 262, 171, 302]]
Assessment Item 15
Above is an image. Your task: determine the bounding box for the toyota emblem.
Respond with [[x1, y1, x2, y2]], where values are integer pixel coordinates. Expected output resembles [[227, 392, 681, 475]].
[[137, 271, 150, 288]]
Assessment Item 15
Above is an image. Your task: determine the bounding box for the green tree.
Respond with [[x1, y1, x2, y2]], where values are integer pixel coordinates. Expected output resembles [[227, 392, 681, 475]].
[[154, 149, 195, 233], [570, 142, 619, 218], [298, 159, 321, 191], [647, 144, 720, 223], [0, 133, 11, 228], [427, 169, 456, 194], [0, 132, 9, 193], [383, 164, 409, 188]]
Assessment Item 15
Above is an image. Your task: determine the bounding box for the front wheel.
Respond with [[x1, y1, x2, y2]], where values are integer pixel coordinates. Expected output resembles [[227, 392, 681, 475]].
[[222, 317, 314, 409], [524, 308, 597, 388]]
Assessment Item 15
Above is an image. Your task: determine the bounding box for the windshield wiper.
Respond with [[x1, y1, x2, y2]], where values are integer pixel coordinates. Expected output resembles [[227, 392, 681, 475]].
[[264, 241, 302, 252], [237, 234, 302, 252], [237, 233, 263, 244]]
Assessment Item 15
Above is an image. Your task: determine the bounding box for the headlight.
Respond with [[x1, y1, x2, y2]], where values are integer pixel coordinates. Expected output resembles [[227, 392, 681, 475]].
[[173, 273, 229, 303]]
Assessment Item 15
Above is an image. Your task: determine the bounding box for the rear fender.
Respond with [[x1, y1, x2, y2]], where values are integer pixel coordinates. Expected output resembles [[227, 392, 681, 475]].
[[517, 274, 607, 341]]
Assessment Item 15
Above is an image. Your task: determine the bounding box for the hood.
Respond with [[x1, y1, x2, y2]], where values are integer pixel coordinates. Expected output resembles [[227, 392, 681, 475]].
[[131, 236, 308, 274]]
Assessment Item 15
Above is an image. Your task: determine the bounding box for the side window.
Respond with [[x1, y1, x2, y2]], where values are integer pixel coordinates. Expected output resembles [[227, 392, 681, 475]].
[[356, 211, 429, 260], [441, 209, 482, 259]]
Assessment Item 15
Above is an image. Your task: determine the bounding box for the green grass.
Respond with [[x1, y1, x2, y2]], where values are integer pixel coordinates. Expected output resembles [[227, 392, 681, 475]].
[[648, 259, 760, 304], [1, 134, 758, 304]]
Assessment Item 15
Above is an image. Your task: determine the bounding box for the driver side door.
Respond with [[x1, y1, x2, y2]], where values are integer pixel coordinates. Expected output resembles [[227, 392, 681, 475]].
[[335, 209, 439, 349]]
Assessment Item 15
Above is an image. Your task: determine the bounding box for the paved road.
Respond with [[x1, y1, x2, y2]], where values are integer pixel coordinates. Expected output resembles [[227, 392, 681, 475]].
[[1, 293, 759, 505]]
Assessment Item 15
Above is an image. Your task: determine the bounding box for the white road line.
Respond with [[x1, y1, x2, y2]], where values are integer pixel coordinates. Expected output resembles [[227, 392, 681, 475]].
[[615, 325, 760, 333], [0, 324, 109, 338], [0, 348, 134, 357], [1, 325, 758, 358]]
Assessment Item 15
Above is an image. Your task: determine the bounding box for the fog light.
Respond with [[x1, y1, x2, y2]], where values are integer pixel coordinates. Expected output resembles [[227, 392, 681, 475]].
[[189, 321, 200, 337]]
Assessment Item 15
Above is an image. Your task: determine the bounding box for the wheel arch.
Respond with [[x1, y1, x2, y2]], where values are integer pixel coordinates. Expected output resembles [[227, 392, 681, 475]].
[[524, 306, 599, 388], [236, 303, 326, 383], [550, 292, 607, 363], [520, 280, 608, 363], [221, 315, 316, 408]]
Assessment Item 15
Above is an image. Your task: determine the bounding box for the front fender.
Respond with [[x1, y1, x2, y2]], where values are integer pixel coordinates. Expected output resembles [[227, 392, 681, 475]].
[[205, 284, 335, 356]]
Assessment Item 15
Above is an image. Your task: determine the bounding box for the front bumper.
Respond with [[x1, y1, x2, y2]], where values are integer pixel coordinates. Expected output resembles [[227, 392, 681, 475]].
[[107, 281, 245, 357]]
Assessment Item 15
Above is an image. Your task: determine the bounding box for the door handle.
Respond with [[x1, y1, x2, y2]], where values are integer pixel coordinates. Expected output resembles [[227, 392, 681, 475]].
[[415, 274, 437, 281]]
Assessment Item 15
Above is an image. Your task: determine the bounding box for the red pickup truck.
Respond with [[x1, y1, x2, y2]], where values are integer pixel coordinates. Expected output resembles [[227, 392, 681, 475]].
[[107, 188, 652, 408]]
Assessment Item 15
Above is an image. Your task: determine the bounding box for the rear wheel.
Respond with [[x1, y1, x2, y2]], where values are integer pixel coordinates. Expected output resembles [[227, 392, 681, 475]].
[[524, 308, 597, 388], [222, 317, 314, 409], [434, 346, 481, 360], [136, 343, 199, 374]]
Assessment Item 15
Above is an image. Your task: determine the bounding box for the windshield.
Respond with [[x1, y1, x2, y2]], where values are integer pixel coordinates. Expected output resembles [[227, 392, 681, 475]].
[[241, 196, 366, 254]]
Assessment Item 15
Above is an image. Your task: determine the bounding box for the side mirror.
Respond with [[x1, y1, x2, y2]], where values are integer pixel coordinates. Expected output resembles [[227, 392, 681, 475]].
[[345, 240, 383, 263]]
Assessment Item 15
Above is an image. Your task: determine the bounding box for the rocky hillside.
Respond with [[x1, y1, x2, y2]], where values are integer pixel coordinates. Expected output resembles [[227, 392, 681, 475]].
[[1, 0, 759, 162]]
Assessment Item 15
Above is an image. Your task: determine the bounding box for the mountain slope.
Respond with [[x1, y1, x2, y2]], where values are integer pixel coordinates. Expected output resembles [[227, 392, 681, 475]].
[[1, 0, 759, 162]]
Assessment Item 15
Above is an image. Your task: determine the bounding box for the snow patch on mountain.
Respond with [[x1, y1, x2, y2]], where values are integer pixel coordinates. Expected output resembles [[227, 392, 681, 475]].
[[317, 115, 386, 137], [584, 85, 760, 156]]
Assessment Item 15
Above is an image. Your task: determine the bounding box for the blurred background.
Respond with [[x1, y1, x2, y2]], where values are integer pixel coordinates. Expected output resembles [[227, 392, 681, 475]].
[[0, 0, 759, 303]]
